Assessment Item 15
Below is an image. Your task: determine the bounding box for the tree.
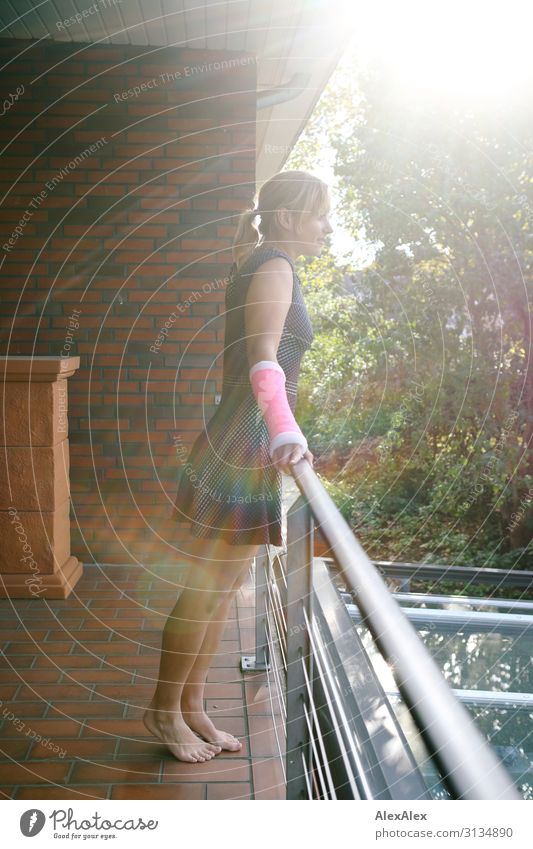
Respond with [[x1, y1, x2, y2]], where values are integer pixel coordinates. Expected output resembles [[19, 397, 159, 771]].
[[288, 49, 533, 564]]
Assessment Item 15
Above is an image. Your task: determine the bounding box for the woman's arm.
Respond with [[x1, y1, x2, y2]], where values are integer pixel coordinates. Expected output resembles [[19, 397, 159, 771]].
[[244, 257, 313, 473], [244, 256, 293, 365]]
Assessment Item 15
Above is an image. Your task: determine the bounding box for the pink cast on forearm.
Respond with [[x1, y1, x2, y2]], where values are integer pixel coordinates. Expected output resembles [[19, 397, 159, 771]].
[[249, 360, 308, 458]]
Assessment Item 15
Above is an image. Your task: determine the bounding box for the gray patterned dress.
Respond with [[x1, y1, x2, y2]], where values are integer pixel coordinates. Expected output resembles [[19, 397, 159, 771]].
[[171, 244, 314, 546]]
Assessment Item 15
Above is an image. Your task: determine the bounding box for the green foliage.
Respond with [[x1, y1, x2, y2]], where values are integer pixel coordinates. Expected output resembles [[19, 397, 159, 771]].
[[290, 49, 533, 571]]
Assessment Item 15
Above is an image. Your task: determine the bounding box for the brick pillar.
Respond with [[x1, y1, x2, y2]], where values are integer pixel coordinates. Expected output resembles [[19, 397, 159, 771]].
[[0, 356, 83, 599]]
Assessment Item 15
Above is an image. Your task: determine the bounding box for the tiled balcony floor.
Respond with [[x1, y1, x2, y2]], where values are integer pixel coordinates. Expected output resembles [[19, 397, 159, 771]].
[[0, 563, 285, 800]]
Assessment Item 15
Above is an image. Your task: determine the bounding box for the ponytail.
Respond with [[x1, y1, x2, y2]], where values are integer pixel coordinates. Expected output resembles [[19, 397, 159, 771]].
[[232, 208, 261, 270], [231, 170, 330, 270]]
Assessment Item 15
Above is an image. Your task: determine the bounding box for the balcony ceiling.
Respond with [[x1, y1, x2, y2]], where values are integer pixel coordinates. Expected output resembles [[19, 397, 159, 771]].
[[0, 0, 353, 181]]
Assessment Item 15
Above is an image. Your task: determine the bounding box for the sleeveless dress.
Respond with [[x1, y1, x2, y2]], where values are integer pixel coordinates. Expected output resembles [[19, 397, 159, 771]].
[[171, 244, 315, 546]]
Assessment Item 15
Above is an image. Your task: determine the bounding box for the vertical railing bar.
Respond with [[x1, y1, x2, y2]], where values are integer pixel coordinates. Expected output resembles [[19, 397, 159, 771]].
[[303, 606, 365, 799], [262, 623, 287, 778], [285, 495, 314, 800], [301, 749, 313, 799], [270, 578, 288, 632], [266, 581, 288, 671], [290, 460, 520, 800], [300, 653, 338, 799], [302, 696, 329, 799], [266, 575, 288, 643], [241, 545, 271, 672], [255, 545, 269, 669], [264, 616, 287, 719]]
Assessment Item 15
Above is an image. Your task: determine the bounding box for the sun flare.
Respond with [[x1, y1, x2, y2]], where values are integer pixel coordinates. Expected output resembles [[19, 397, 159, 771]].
[[344, 0, 533, 101]]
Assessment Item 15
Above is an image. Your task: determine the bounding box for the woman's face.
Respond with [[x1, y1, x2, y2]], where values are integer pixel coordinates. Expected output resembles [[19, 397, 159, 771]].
[[294, 209, 334, 256]]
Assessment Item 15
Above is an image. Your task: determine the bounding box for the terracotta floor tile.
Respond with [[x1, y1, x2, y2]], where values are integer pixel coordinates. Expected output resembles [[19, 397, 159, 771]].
[[210, 716, 246, 738], [137, 645, 160, 656], [6, 642, 72, 655], [111, 783, 205, 800], [251, 757, 286, 800], [70, 758, 162, 784], [116, 738, 168, 757], [2, 630, 49, 641], [247, 714, 286, 759], [123, 702, 151, 720], [106, 654, 158, 668], [29, 737, 117, 759], [82, 619, 146, 630], [238, 627, 255, 652], [71, 642, 139, 655], [46, 701, 125, 718], [87, 599, 148, 609], [0, 700, 48, 718], [203, 682, 243, 699], [45, 630, 112, 642], [81, 718, 147, 737], [237, 612, 257, 630], [0, 786, 15, 798], [18, 684, 92, 701], [95, 609, 156, 620], [206, 782, 252, 800], [131, 671, 160, 686], [205, 699, 244, 718], [206, 666, 243, 683], [96, 685, 152, 701], [0, 654, 33, 668], [15, 785, 109, 800], [0, 761, 70, 784], [243, 680, 276, 716], [78, 590, 142, 599], [67, 669, 133, 684], [162, 758, 251, 782], [1, 560, 289, 800], [210, 652, 241, 668], [0, 718, 81, 739], [0, 739, 31, 759], [3, 668, 61, 683], [34, 655, 103, 669]]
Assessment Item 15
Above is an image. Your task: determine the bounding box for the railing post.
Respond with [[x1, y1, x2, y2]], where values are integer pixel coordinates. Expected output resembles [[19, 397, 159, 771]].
[[286, 493, 314, 799], [241, 544, 270, 672]]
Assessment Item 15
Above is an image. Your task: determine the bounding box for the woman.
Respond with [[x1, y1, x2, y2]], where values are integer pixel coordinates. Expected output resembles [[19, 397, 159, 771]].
[[143, 170, 333, 762]]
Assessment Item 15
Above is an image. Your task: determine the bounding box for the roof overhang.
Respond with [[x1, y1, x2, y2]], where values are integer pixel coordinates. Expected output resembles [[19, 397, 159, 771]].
[[0, 0, 354, 181]]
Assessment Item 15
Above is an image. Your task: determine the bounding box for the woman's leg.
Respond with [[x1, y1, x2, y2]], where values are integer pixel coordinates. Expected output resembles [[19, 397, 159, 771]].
[[181, 546, 259, 750], [143, 536, 259, 762]]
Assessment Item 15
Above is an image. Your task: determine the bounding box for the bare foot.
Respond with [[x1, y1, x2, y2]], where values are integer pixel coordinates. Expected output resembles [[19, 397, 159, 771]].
[[143, 700, 222, 763], [182, 705, 242, 752]]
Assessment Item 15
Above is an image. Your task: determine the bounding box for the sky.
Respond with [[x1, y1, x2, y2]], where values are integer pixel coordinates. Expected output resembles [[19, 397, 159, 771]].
[[297, 0, 533, 267]]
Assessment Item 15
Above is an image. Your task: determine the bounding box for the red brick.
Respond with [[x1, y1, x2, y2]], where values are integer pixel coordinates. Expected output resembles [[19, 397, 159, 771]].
[[0, 38, 255, 567]]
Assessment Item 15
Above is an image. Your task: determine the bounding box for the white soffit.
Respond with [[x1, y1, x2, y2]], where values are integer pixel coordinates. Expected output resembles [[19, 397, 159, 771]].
[[0, 0, 354, 179]]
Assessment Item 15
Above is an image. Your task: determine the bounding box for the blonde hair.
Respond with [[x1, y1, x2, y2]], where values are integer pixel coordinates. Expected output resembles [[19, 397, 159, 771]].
[[231, 170, 331, 270]]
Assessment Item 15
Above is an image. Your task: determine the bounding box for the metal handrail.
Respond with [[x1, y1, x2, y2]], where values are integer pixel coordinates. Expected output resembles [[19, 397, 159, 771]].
[[283, 457, 521, 799]]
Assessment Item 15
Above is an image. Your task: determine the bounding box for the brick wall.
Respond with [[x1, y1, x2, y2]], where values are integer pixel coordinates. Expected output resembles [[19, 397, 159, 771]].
[[0, 38, 256, 564]]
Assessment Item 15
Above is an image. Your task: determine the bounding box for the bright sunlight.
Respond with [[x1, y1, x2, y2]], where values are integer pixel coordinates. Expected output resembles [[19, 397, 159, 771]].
[[344, 0, 533, 101]]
